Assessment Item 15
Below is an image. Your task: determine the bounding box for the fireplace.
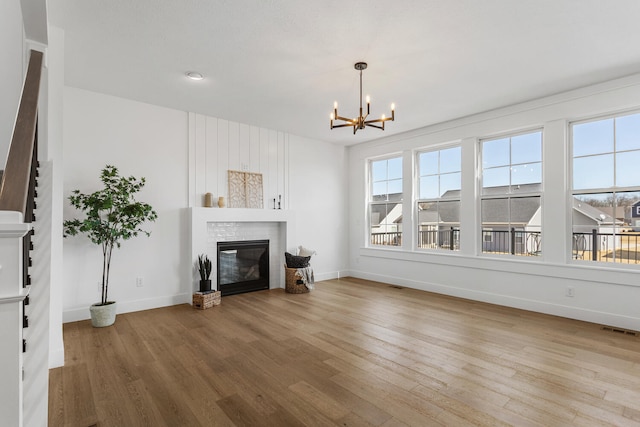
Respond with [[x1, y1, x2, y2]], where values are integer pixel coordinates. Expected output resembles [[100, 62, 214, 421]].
[[217, 240, 269, 296]]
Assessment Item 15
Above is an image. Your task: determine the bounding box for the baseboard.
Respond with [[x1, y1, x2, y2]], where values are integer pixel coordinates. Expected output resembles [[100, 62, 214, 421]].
[[61, 274, 346, 322], [348, 269, 640, 331], [48, 348, 65, 368], [315, 270, 341, 282], [63, 293, 192, 323]]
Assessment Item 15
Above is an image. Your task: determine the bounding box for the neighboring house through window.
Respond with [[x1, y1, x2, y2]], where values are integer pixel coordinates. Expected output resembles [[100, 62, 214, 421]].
[[481, 130, 543, 256], [370, 156, 403, 246], [417, 146, 461, 251], [571, 112, 640, 264]]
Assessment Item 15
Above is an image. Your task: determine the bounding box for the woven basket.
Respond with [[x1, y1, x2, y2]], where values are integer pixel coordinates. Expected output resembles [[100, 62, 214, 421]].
[[285, 267, 310, 294], [193, 291, 221, 309]]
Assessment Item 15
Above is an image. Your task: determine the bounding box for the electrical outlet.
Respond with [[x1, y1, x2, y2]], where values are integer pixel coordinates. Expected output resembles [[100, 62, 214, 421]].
[[136, 277, 144, 287], [566, 286, 575, 297]]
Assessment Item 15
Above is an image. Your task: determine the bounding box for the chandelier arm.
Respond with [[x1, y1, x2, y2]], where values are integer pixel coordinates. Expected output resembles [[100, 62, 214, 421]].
[[366, 123, 384, 130], [364, 117, 392, 125], [334, 114, 355, 122], [331, 123, 356, 129]]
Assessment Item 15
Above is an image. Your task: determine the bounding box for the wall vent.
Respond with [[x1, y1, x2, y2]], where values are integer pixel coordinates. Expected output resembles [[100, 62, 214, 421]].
[[601, 326, 639, 337]]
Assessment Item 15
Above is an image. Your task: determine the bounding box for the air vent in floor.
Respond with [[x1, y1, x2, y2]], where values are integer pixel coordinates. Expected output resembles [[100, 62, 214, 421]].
[[601, 326, 639, 337], [389, 285, 404, 289]]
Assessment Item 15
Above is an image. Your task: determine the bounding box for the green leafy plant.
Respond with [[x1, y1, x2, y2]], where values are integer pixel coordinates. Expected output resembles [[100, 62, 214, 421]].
[[197, 254, 212, 281], [63, 165, 158, 306]]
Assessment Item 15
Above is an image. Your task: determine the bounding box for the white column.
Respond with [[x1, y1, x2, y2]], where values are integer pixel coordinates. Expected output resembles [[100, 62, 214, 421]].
[[459, 137, 478, 255], [401, 149, 414, 250], [0, 211, 32, 427], [542, 120, 569, 262]]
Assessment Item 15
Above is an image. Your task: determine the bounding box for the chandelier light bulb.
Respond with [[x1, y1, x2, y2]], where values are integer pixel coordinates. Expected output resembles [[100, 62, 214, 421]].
[[330, 113, 335, 120], [391, 103, 395, 111], [381, 114, 386, 120], [366, 95, 370, 104], [334, 101, 338, 109]]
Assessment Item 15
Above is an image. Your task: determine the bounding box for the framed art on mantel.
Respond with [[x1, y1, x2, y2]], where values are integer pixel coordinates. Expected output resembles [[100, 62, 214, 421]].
[[228, 170, 263, 208]]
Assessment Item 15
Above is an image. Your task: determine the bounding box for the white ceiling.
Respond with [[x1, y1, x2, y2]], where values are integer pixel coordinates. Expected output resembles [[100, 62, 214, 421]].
[[48, 0, 640, 146]]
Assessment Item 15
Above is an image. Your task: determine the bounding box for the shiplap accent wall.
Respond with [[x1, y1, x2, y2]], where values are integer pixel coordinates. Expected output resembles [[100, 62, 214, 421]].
[[188, 112, 290, 209]]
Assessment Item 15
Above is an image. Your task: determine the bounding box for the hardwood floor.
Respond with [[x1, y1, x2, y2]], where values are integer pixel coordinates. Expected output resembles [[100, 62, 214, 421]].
[[49, 277, 640, 426]]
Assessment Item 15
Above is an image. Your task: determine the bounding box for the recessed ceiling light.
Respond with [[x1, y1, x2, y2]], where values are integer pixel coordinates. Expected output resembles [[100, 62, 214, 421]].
[[186, 71, 204, 81]]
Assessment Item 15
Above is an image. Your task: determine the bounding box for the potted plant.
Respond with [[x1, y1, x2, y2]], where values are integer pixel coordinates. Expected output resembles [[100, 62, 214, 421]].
[[197, 254, 212, 292], [63, 165, 157, 327]]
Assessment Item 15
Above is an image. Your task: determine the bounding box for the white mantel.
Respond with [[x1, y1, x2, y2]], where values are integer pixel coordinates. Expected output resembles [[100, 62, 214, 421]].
[[190, 207, 295, 225], [189, 207, 296, 292]]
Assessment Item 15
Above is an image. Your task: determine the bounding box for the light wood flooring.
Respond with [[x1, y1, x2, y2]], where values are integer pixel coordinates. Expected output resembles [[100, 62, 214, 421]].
[[49, 277, 640, 426]]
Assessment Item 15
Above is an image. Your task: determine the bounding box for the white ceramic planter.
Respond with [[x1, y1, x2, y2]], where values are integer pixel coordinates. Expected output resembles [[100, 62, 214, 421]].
[[89, 302, 117, 327]]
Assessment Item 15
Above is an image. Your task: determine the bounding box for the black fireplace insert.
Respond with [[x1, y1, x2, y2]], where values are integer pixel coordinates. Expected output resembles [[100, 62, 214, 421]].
[[217, 240, 269, 296]]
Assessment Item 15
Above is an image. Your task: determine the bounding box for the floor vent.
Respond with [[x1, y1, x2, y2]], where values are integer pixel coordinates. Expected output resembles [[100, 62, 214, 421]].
[[389, 285, 404, 289], [601, 326, 639, 337]]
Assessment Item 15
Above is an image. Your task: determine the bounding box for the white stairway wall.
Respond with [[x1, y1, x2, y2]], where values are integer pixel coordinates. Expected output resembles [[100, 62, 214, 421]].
[[0, 0, 25, 162], [47, 25, 65, 368]]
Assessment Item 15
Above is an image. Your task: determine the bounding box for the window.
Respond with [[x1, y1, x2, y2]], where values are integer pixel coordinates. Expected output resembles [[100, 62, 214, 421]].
[[571, 112, 640, 264], [369, 156, 403, 246], [417, 146, 461, 250], [481, 130, 542, 256]]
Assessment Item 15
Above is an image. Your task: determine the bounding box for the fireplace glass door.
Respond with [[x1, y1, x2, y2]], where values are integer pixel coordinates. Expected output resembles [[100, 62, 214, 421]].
[[217, 240, 269, 296]]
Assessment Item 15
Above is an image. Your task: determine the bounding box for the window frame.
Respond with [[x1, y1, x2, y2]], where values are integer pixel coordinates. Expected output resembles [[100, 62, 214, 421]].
[[367, 154, 404, 248], [415, 144, 462, 252], [480, 129, 543, 257], [569, 110, 640, 266]]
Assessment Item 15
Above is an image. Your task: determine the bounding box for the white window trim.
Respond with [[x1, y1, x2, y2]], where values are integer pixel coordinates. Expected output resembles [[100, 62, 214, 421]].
[[415, 144, 462, 252], [479, 129, 543, 257]]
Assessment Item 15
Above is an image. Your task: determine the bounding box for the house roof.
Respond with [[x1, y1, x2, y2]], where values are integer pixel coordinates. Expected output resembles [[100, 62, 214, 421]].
[[416, 184, 616, 226], [573, 199, 617, 225], [419, 197, 540, 225]]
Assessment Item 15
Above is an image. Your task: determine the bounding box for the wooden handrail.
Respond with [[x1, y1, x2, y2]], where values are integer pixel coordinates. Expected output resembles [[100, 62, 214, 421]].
[[0, 50, 43, 216]]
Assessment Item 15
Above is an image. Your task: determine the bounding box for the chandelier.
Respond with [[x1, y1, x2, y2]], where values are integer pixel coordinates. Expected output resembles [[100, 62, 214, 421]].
[[330, 62, 395, 134]]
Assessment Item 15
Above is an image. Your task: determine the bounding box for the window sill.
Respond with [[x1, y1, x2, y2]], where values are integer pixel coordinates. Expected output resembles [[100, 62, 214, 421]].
[[358, 246, 640, 287]]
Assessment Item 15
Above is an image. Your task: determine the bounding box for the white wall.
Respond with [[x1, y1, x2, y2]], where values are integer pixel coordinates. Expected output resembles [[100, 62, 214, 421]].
[[189, 113, 289, 209], [348, 74, 640, 331], [62, 87, 190, 321], [188, 113, 347, 284], [47, 26, 65, 368], [63, 88, 348, 321], [289, 134, 348, 280], [0, 0, 24, 162]]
